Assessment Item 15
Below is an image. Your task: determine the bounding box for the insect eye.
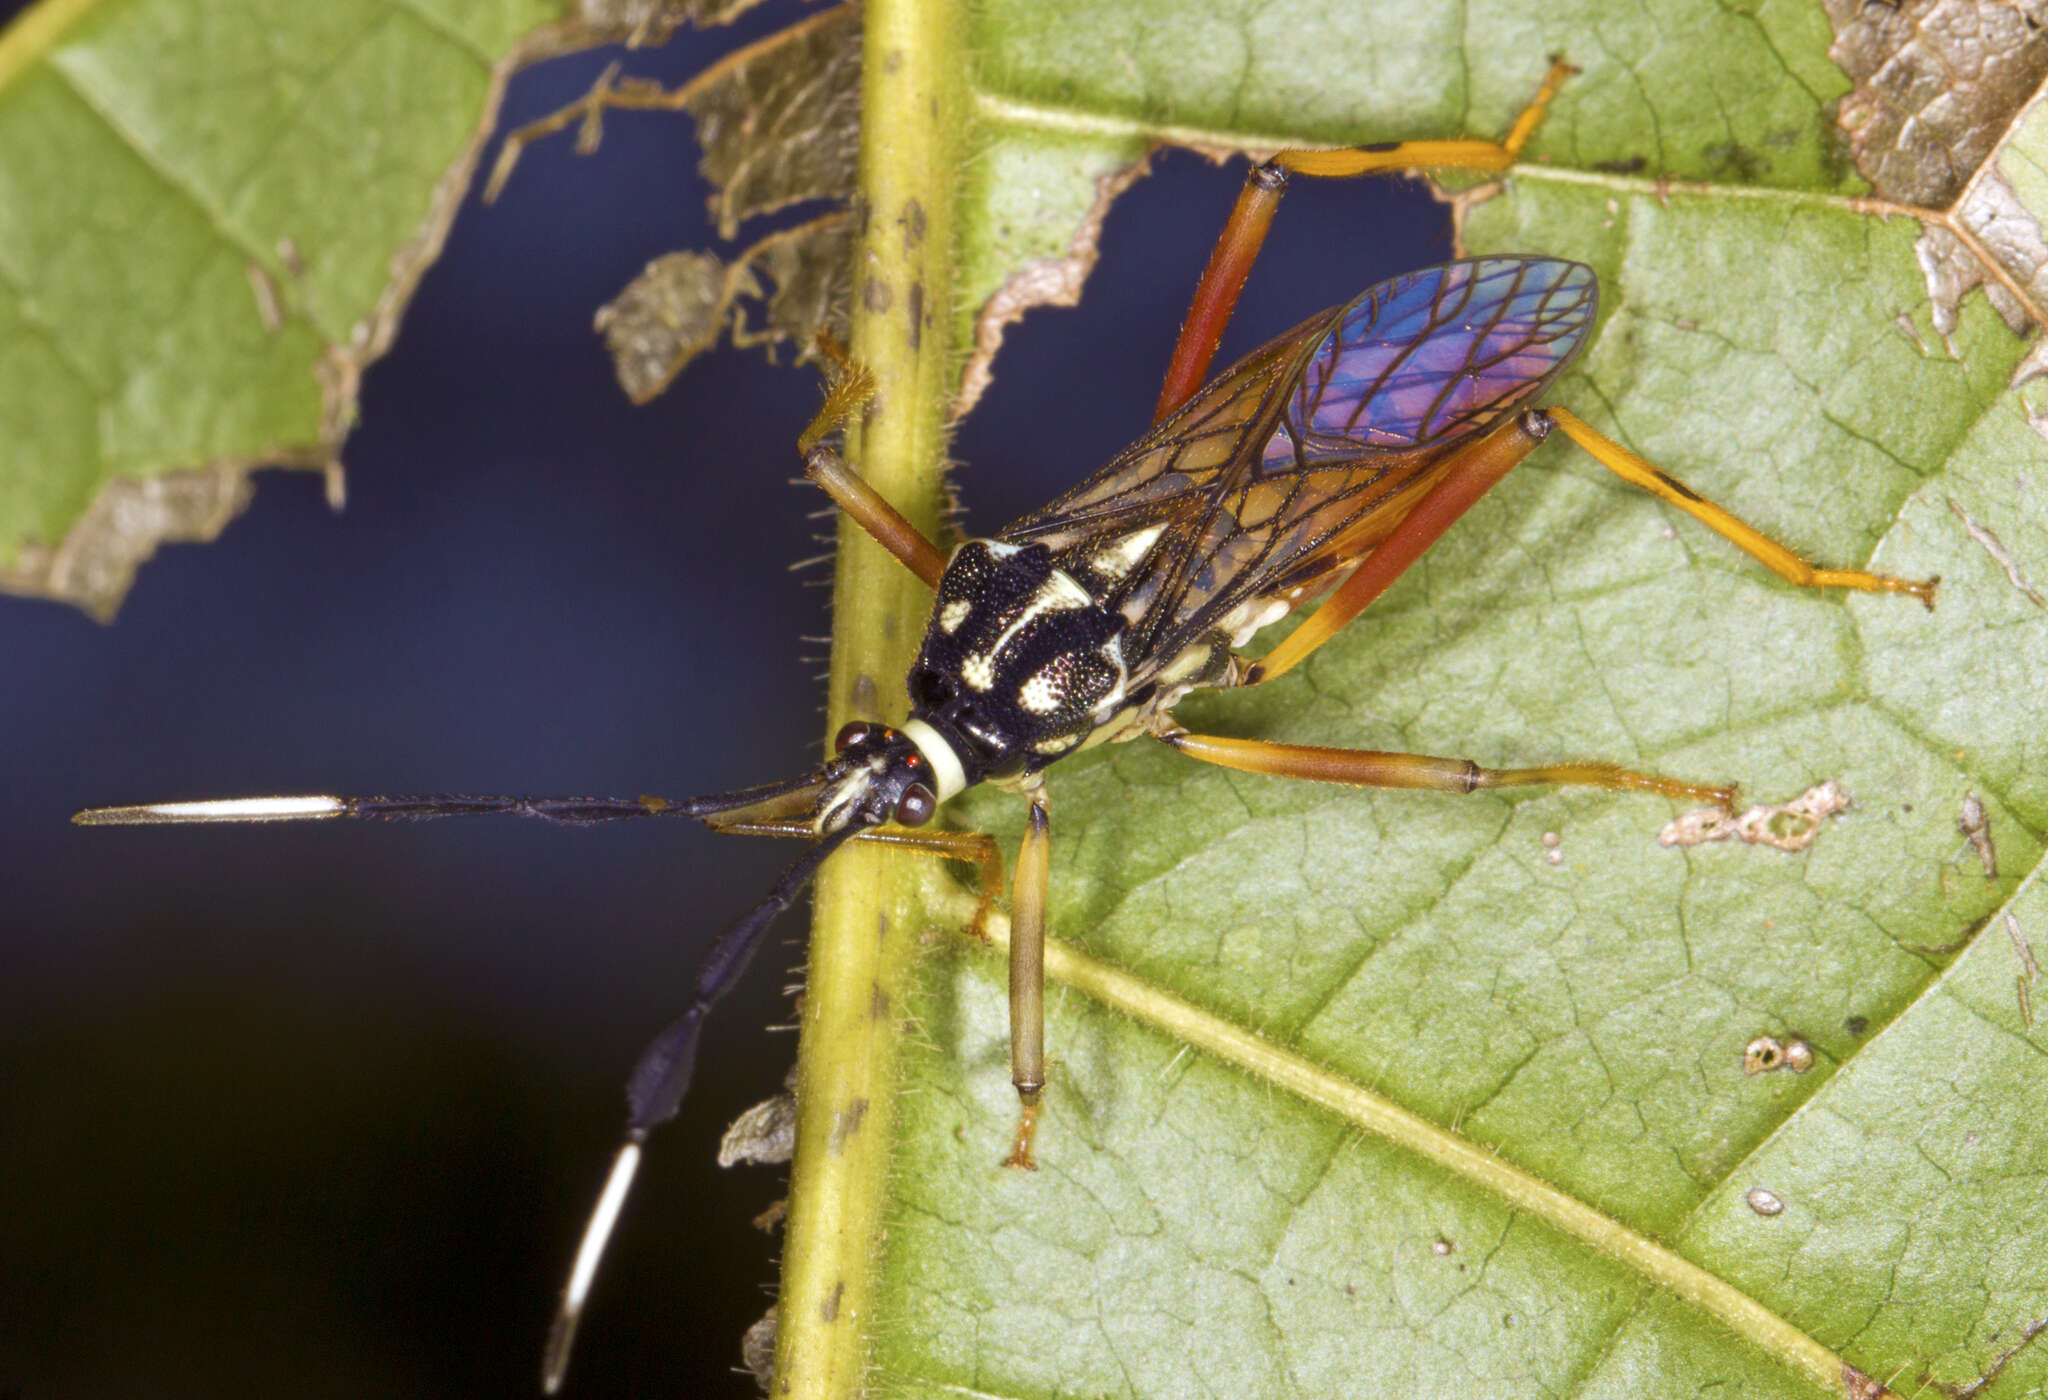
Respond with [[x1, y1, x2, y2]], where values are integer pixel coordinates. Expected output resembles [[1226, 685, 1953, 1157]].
[[894, 784, 936, 827], [834, 721, 874, 753]]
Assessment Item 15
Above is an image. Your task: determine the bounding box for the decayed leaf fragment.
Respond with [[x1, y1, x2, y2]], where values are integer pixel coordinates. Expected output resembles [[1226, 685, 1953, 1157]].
[[680, 2, 860, 239], [490, 4, 859, 232], [596, 213, 854, 402], [575, 0, 782, 42], [726, 212, 855, 360], [0, 465, 256, 623], [1824, 0, 2048, 381], [494, 4, 862, 399]]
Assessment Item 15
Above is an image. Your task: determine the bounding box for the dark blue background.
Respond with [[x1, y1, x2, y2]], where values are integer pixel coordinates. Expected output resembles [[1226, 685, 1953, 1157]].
[[0, 7, 1447, 1395]]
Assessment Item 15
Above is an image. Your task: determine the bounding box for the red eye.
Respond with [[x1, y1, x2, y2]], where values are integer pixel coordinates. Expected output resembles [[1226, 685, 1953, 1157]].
[[894, 784, 936, 827], [834, 721, 874, 753]]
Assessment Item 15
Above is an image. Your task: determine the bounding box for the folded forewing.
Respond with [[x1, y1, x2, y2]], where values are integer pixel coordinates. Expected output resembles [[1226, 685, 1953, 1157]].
[[999, 258, 1598, 676]]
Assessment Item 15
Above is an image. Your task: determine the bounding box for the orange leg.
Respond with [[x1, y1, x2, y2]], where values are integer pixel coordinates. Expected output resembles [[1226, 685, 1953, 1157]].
[[1243, 402, 1940, 690], [1250, 411, 1551, 686], [1155, 58, 1575, 422], [1545, 408, 1937, 606], [796, 355, 950, 589], [734, 797, 1051, 1170], [1158, 727, 1736, 808]]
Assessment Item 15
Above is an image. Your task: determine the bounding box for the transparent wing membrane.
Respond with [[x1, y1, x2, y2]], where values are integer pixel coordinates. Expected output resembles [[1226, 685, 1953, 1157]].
[[1281, 256, 1594, 456], [1001, 257, 1596, 676]]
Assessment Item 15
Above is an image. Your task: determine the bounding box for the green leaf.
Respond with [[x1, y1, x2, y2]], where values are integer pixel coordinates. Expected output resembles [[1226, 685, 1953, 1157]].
[[792, 3, 2048, 1399], [12, 1, 2046, 1395], [0, 0, 574, 617]]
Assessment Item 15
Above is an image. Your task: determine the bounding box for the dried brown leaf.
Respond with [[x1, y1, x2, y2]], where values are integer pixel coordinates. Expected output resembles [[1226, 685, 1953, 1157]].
[[727, 212, 855, 363], [596, 251, 753, 404], [1825, 0, 2048, 355], [575, 0, 784, 43], [595, 212, 853, 401], [1828, 0, 2048, 205], [678, 2, 861, 238]]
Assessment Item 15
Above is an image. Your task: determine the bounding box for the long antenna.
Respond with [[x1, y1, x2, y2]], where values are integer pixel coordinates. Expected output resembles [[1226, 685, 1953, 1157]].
[[75, 767, 854, 1387], [72, 773, 829, 828], [540, 822, 858, 1393]]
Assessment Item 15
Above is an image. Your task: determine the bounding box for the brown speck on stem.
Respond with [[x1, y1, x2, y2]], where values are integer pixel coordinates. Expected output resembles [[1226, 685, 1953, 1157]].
[[827, 1098, 869, 1154]]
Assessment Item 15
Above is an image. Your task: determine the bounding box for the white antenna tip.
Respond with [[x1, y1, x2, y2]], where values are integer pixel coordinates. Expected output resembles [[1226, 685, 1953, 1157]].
[[544, 1142, 643, 1393], [73, 795, 347, 826]]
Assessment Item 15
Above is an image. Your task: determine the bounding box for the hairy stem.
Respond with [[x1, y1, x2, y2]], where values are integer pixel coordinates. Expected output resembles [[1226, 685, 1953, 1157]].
[[772, 0, 967, 1395]]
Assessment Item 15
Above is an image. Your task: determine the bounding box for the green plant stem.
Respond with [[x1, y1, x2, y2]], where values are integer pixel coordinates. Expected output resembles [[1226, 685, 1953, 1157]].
[[773, 0, 967, 1395], [0, 0, 98, 90]]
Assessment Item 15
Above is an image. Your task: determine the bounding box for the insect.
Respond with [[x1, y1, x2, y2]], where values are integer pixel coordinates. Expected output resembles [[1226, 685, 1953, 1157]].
[[74, 60, 1934, 1392]]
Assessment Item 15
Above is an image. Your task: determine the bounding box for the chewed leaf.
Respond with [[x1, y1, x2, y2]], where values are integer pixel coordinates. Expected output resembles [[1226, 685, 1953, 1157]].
[[807, 3, 2048, 1399], [0, 0, 862, 615], [0, 0, 581, 616]]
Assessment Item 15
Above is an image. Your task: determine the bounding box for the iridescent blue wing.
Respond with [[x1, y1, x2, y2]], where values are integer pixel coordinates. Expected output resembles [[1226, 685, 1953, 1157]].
[[1267, 256, 1596, 463], [1001, 257, 1597, 673]]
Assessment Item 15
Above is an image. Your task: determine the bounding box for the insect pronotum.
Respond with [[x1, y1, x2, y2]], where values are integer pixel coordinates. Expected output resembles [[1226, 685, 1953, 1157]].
[[75, 59, 1934, 1390]]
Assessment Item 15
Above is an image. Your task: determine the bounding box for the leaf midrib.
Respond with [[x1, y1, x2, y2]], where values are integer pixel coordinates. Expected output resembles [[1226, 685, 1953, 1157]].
[[920, 880, 1868, 1396]]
